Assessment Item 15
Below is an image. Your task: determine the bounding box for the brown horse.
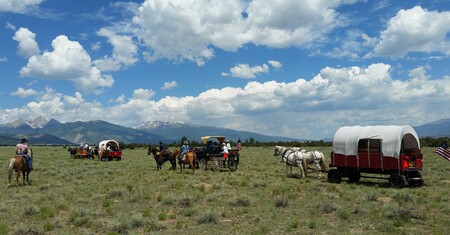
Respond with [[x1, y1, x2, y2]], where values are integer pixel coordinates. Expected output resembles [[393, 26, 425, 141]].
[[148, 147, 178, 170], [8, 148, 33, 187], [179, 150, 196, 174]]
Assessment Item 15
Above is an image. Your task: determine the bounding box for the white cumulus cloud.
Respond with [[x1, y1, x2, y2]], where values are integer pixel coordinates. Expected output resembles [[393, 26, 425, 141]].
[[268, 60, 282, 69], [371, 6, 450, 57], [12, 27, 40, 58], [19, 35, 114, 92], [223, 63, 269, 79], [10, 87, 38, 98], [132, 88, 155, 100], [94, 28, 138, 72], [130, 0, 349, 65], [161, 81, 178, 90], [0, 0, 44, 13]]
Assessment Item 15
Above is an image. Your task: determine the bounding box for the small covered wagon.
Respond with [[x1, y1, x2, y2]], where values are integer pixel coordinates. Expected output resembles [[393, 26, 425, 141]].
[[195, 136, 240, 172], [98, 140, 122, 161], [328, 125, 423, 188]]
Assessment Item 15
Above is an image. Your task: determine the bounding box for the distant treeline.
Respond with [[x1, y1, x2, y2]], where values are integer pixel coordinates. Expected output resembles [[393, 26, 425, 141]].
[[120, 136, 449, 149], [1, 137, 447, 149]]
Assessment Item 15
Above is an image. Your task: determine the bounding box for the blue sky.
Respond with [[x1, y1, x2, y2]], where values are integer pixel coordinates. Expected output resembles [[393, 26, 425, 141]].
[[1, 0, 449, 140]]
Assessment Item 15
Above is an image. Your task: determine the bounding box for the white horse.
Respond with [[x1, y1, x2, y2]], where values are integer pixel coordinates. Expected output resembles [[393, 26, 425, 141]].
[[274, 146, 327, 178], [296, 150, 327, 178], [273, 146, 302, 157], [274, 146, 307, 178]]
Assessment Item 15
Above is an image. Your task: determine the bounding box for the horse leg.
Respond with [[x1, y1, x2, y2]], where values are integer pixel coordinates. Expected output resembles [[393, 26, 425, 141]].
[[298, 163, 305, 179], [315, 162, 323, 178], [171, 159, 176, 170], [191, 163, 195, 175], [7, 169, 12, 187], [25, 171, 30, 185], [16, 170, 20, 186], [22, 170, 27, 185]]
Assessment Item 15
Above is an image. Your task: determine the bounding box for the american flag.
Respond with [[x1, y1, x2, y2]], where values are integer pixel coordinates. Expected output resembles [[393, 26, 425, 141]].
[[435, 142, 450, 161]]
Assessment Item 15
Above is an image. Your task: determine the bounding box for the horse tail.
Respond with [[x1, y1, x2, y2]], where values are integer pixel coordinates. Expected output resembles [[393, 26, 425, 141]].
[[301, 157, 307, 177], [319, 152, 328, 172], [8, 158, 15, 185]]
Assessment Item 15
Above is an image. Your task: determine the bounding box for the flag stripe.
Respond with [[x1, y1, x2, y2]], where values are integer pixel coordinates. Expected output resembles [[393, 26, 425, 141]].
[[436, 147, 450, 161]]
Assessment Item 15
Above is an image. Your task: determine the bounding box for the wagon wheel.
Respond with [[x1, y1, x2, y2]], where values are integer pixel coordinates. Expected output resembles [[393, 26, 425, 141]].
[[407, 171, 424, 187], [198, 159, 207, 170], [212, 159, 220, 172], [327, 169, 342, 183], [389, 173, 407, 188], [347, 170, 361, 183], [228, 160, 237, 172], [408, 178, 424, 187]]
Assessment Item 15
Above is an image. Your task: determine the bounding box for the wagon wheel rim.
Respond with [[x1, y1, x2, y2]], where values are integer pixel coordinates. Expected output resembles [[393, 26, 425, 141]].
[[327, 169, 342, 183], [389, 173, 406, 188], [212, 159, 220, 171], [228, 161, 237, 172], [198, 159, 207, 170]]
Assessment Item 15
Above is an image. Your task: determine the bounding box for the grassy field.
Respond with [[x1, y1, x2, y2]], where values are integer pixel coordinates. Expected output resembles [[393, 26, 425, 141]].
[[1, 146, 450, 234]]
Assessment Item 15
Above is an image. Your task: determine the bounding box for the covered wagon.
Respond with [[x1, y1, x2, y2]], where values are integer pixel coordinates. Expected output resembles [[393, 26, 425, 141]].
[[98, 140, 122, 161], [328, 125, 423, 188]]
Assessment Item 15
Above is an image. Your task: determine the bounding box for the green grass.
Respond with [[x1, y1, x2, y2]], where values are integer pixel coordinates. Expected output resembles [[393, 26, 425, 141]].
[[0, 146, 450, 234]]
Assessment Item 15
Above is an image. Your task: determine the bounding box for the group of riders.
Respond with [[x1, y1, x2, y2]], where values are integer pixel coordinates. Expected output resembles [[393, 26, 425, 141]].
[[14, 137, 242, 169], [159, 138, 239, 161]]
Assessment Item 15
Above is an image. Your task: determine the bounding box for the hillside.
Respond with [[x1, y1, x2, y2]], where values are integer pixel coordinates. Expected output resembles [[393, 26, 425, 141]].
[[414, 118, 450, 137], [0, 117, 297, 145]]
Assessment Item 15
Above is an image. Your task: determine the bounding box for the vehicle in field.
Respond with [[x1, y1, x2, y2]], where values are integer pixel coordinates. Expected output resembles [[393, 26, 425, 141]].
[[98, 140, 122, 161], [328, 125, 423, 188], [67, 145, 90, 159], [76, 147, 89, 159], [194, 136, 240, 172]]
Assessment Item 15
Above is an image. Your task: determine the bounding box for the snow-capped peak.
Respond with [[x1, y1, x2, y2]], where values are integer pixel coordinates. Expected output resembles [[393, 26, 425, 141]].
[[28, 116, 49, 128], [137, 120, 190, 129]]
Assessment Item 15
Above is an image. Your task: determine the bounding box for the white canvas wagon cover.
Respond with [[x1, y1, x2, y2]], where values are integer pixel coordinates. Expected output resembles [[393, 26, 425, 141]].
[[332, 125, 420, 158], [98, 140, 120, 150]]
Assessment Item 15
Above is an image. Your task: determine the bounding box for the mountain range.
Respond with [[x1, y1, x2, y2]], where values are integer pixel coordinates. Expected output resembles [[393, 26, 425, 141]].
[[0, 116, 296, 145], [1, 116, 449, 145]]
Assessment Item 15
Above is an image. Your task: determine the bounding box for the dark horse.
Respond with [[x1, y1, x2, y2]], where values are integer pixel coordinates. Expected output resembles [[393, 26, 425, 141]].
[[67, 147, 77, 158], [148, 147, 178, 170], [8, 148, 33, 187]]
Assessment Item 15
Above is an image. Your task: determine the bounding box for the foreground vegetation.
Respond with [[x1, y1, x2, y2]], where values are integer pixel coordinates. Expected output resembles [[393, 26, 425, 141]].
[[1, 146, 450, 234]]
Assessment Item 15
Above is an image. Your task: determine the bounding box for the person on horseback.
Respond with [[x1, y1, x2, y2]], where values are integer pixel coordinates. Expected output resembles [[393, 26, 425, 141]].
[[178, 140, 189, 161], [15, 138, 33, 170], [159, 141, 166, 159], [236, 138, 242, 150]]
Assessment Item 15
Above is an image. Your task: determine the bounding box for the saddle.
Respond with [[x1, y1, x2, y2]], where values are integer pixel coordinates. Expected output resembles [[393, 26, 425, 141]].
[[18, 154, 29, 164]]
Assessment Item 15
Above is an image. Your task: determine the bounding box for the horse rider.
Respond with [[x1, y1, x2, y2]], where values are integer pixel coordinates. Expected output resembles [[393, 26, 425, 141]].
[[206, 140, 214, 150], [15, 138, 33, 170], [178, 140, 190, 161], [159, 141, 166, 159], [236, 138, 242, 150]]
